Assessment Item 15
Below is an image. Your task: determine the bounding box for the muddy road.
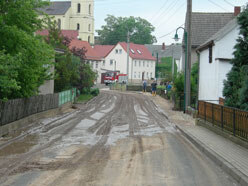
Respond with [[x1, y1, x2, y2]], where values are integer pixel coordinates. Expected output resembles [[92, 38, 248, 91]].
[[0, 91, 237, 186]]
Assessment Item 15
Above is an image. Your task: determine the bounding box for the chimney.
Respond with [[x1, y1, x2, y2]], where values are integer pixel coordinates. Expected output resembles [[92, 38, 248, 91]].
[[162, 43, 165, 50], [234, 6, 241, 16]]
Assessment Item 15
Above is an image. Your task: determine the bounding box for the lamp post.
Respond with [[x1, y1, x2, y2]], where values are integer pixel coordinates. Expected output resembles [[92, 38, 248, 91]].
[[173, 27, 187, 113]]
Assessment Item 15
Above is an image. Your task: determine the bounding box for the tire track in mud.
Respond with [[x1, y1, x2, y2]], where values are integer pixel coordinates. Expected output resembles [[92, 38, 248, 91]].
[[0, 91, 174, 186], [0, 92, 116, 184]]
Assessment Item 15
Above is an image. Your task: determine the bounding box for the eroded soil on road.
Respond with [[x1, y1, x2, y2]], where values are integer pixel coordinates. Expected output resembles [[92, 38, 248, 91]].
[[0, 91, 237, 186]]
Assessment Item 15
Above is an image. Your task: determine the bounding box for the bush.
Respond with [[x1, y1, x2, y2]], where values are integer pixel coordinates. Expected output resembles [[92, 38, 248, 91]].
[[90, 88, 99, 96]]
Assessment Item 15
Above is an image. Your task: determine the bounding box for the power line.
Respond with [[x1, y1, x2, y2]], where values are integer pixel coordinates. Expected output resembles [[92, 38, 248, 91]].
[[152, 0, 180, 25], [223, 0, 235, 7], [159, 23, 184, 38], [207, 0, 230, 12], [156, 1, 186, 30], [150, 1, 170, 22]]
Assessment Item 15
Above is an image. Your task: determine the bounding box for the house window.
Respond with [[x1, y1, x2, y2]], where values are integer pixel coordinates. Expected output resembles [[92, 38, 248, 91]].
[[77, 23, 80, 30], [147, 61, 149, 67], [110, 59, 113, 65], [134, 72, 136, 78], [151, 62, 153, 67], [147, 72, 149, 78], [150, 72, 152, 78], [77, 3, 81, 13], [139, 61, 141, 67], [143, 61, 145, 67], [115, 49, 118, 54], [209, 46, 213, 63], [103, 60, 105, 66], [119, 49, 122, 54], [138, 72, 141, 78], [88, 36, 90, 43], [135, 61, 137, 67], [58, 19, 61, 30], [89, 4, 91, 15], [96, 62, 98, 68], [88, 24, 91, 31]]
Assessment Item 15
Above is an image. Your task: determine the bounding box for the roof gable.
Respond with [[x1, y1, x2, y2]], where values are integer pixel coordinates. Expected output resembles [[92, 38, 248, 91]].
[[69, 40, 101, 61], [38, 1, 71, 15], [197, 18, 238, 51], [186, 12, 234, 47], [145, 44, 182, 60], [94, 45, 115, 58], [118, 42, 156, 61]]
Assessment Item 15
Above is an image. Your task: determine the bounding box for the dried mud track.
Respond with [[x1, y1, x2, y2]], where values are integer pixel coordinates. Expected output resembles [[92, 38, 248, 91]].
[[0, 91, 237, 186]]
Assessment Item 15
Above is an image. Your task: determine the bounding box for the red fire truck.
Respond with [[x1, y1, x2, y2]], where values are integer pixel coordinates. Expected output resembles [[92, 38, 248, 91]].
[[103, 71, 128, 85]]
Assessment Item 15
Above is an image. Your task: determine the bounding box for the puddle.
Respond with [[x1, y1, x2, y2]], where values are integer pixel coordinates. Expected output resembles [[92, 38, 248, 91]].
[[6, 171, 41, 186], [101, 103, 115, 113], [106, 125, 129, 146], [134, 125, 163, 136], [134, 105, 148, 117], [137, 116, 149, 124], [90, 112, 105, 120], [85, 107, 95, 113], [0, 135, 38, 156], [55, 119, 100, 147], [75, 119, 96, 130]]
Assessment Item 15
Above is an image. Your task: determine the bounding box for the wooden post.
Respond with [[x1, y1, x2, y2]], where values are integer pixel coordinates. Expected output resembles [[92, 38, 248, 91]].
[[221, 106, 224, 130], [233, 109, 236, 136]]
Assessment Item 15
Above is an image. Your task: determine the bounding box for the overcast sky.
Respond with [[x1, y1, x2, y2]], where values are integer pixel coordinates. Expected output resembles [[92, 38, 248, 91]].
[[52, 0, 248, 45]]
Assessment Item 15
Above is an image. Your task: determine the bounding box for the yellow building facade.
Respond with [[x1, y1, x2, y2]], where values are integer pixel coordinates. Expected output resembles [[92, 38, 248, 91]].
[[40, 0, 95, 44]]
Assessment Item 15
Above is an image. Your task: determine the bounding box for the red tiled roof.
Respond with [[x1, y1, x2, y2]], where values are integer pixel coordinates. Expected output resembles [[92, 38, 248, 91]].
[[36, 29, 79, 40], [94, 45, 115, 58], [69, 39, 101, 61], [119, 42, 156, 61]]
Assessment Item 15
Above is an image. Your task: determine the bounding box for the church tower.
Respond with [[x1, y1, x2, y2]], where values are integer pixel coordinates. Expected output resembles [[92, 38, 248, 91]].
[[70, 0, 95, 44]]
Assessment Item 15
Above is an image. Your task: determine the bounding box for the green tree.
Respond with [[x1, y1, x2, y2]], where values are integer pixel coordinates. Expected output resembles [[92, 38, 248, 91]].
[[0, 52, 21, 100], [157, 57, 178, 82], [96, 15, 156, 45], [0, 0, 54, 100], [223, 4, 248, 110], [43, 18, 96, 93]]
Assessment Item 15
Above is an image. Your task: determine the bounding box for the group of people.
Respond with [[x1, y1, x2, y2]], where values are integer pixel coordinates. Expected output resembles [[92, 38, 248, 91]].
[[142, 80, 173, 96], [142, 80, 157, 96]]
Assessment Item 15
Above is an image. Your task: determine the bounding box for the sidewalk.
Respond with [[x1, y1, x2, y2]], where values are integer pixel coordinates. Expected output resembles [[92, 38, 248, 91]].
[[150, 94, 248, 186]]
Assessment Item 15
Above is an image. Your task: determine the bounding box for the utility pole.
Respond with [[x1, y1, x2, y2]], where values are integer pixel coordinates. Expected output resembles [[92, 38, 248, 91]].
[[186, 0, 192, 111], [127, 31, 130, 83]]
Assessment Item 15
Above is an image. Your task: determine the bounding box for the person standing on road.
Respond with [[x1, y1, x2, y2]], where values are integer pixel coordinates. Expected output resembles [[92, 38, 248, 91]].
[[151, 81, 157, 96], [143, 80, 147, 92]]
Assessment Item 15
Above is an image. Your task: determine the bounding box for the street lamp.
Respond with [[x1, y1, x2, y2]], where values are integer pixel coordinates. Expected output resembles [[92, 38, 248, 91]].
[[173, 27, 188, 113]]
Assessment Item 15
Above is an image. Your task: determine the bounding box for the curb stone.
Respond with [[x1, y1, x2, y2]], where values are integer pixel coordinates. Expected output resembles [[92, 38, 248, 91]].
[[175, 125, 248, 186]]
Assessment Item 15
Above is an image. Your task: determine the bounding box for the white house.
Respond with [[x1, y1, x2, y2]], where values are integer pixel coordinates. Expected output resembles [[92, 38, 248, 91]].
[[197, 18, 239, 104], [103, 42, 156, 84], [69, 41, 156, 84]]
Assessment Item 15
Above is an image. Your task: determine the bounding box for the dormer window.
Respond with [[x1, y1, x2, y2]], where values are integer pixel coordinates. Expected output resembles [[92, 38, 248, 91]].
[[130, 49, 135, 54], [137, 49, 142, 54], [77, 3, 81, 13]]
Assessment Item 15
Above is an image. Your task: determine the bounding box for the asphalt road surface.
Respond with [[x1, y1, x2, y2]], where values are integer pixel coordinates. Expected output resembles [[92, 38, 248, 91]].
[[0, 91, 238, 186]]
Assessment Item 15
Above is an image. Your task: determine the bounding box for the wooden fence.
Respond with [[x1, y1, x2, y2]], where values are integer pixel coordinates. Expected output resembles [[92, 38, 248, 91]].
[[198, 101, 248, 140], [0, 88, 77, 127], [0, 94, 59, 126]]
